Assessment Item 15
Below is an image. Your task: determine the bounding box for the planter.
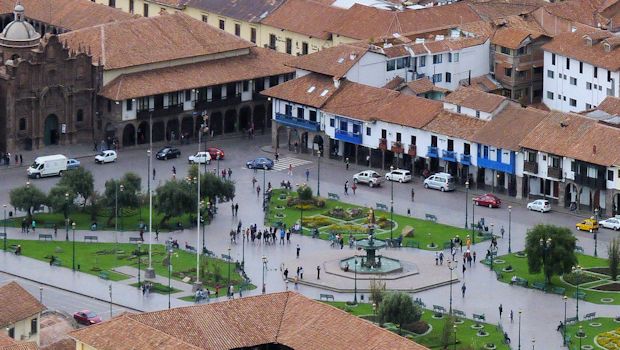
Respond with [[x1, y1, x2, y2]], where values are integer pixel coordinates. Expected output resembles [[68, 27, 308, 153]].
[[601, 298, 614, 303], [484, 343, 496, 349], [502, 267, 514, 272], [515, 251, 527, 258], [274, 213, 286, 219], [471, 324, 484, 330], [589, 322, 602, 327], [454, 318, 464, 325], [476, 330, 489, 337], [275, 205, 285, 210]]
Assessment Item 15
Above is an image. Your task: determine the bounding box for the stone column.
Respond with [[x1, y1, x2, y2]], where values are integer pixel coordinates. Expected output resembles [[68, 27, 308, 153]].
[[515, 176, 523, 199]]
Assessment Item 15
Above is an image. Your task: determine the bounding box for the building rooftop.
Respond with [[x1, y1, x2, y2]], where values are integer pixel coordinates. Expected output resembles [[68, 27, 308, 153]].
[[186, 0, 286, 23], [444, 87, 507, 113], [60, 12, 253, 70], [321, 81, 400, 121], [261, 0, 346, 39], [70, 292, 428, 350], [472, 105, 548, 150], [0, 282, 45, 329], [423, 110, 487, 139], [261, 73, 337, 108], [597, 96, 620, 115], [491, 26, 544, 49], [542, 30, 620, 71], [467, 0, 546, 21], [100, 47, 293, 100], [286, 43, 368, 78], [374, 94, 443, 129], [540, 0, 612, 28], [460, 74, 503, 93], [0, 343, 37, 350], [406, 77, 449, 95]]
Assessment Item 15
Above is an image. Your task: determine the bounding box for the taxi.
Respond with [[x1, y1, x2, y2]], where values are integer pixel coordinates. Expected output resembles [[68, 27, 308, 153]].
[[576, 218, 599, 232]]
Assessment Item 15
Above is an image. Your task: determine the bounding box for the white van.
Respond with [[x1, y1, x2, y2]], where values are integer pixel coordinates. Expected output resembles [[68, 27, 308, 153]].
[[27, 154, 68, 178], [423, 172, 456, 192]]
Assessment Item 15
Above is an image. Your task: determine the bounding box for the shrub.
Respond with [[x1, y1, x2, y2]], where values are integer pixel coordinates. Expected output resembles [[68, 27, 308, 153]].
[[297, 184, 313, 200]]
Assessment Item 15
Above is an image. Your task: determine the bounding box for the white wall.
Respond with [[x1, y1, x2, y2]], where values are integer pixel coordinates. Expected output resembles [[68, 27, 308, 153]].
[[345, 51, 388, 87], [122, 100, 136, 121]]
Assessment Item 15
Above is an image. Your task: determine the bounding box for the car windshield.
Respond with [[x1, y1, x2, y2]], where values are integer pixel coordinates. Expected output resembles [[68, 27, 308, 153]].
[[161, 148, 170, 152], [85, 312, 97, 318], [447, 178, 455, 183], [31, 161, 40, 168], [371, 173, 379, 178]]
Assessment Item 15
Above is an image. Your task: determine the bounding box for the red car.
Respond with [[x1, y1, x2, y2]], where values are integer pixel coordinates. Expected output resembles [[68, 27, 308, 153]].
[[207, 147, 224, 160], [73, 310, 102, 326], [473, 193, 501, 208]]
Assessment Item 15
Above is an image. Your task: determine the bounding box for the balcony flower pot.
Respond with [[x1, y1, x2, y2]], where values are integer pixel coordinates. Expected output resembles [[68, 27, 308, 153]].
[[391, 142, 404, 153], [379, 138, 388, 151], [408, 146, 417, 157]]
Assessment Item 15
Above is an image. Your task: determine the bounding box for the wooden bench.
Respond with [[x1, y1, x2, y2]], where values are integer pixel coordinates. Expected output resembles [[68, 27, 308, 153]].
[[413, 298, 425, 308], [574, 291, 586, 300], [575, 246, 584, 253], [98, 271, 110, 280], [51, 258, 62, 266], [532, 282, 547, 291], [566, 316, 578, 325], [376, 203, 389, 211], [510, 277, 528, 287], [0, 232, 5, 239], [202, 248, 215, 257], [432, 305, 446, 317], [327, 193, 340, 201], [584, 312, 596, 320], [425, 214, 438, 223], [550, 286, 566, 295], [84, 235, 98, 242], [473, 313, 486, 322], [319, 294, 334, 301], [453, 309, 466, 319], [221, 254, 232, 261], [495, 270, 503, 280], [38, 234, 53, 241], [405, 241, 420, 249], [129, 237, 142, 243]]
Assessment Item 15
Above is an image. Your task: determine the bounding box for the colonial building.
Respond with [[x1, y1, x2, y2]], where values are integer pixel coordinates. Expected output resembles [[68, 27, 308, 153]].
[[0, 282, 45, 346], [0, 3, 99, 153]]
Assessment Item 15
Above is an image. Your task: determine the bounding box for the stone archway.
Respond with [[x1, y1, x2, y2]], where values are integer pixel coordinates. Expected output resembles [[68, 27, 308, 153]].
[[565, 183, 578, 208], [239, 106, 252, 131], [166, 119, 179, 142], [137, 121, 149, 144], [122, 124, 136, 147], [43, 114, 59, 145], [211, 112, 223, 135], [152, 121, 165, 142], [593, 189, 601, 212], [253, 105, 266, 130], [224, 109, 237, 133], [276, 125, 288, 150], [181, 116, 194, 140], [613, 193, 620, 216], [312, 134, 324, 155]]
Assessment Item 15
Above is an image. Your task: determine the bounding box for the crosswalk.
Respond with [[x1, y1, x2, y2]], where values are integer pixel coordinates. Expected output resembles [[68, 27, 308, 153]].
[[272, 157, 312, 172]]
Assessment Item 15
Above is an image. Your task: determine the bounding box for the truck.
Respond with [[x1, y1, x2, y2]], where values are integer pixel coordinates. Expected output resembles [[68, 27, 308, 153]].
[[27, 154, 68, 179]]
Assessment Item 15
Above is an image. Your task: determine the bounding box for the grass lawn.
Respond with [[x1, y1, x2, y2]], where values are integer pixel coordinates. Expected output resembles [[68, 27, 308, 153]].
[[326, 302, 509, 349], [565, 317, 620, 350], [491, 252, 620, 305], [3, 240, 250, 291], [266, 189, 485, 251], [129, 281, 182, 294]]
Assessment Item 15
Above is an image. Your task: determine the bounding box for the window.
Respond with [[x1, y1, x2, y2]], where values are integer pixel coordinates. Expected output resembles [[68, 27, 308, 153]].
[[587, 166, 597, 178], [547, 70, 554, 78], [234, 23, 241, 36], [285, 38, 292, 54], [534, 67, 543, 75], [476, 111, 480, 118], [284, 105, 292, 116], [7, 327, 14, 339], [432, 73, 442, 83], [448, 53, 452, 62], [452, 53, 459, 62], [168, 92, 179, 106], [551, 53, 555, 65], [517, 46, 527, 55], [608, 170, 614, 181], [339, 120, 347, 131], [108, 0, 115, 7], [107, 99, 112, 112], [579, 61, 583, 74], [396, 132, 401, 142], [464, 143, 470, 155], [19, 118, 26, 130], [31, 318, 38, 334], [500, 46, 511, 55], [352, 124, 360, 135], [269, 34, 276, 49], [269, 75, 279, 87], [433, 54, 442, 64], [302, 42, 308, 55], [138, 97, 148, 111], [386, 60, 396, 71], [431, 135, 437, 147], [594, 67, 598, 78], [447, 139, 454, 151], [184, 90, 191, 101], [309, 110, 316, 122], [587, 82, 592, 90], [608, 70, 612, 82], [129, 0, 134, 13], [381, 129, 387, 139], [586, 103, 592, 110], [250, 27, 257, 43], [546, 91, 554, 100], [570, 98, 577, 107], [517, 71, 526, 78], [143, 3, 148, 16], [456, 105, 461, 113], [329, 118, 335, 127], [419, 56, 426, 67], [218, 19, 225, 30], [570, 77, 577, 85], [571, 161, 575, 172], [396, 57, 409, 69], [242, 80, 249, 92], [201, 15, 208, 22], [504, 68, 512, 77], [296, 107, 304, 119], [566, 58, 570, 69], [126, 98, 133, 111], [445, 72, 451, 83], [410, 135, 416, 146]]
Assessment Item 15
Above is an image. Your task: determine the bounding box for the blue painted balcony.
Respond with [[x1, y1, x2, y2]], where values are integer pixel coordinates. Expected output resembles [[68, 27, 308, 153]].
[[335, 129, 363, 144], [275, 113, 319, 132], [477, 157, 515, 174], [461, 154, 472, 166], [427, 146, 438, 158], [442, 150, 457, 162]]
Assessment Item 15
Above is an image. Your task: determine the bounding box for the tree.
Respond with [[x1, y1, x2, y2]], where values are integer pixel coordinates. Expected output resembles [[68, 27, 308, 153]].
[[440, 316, 455, 349], [101, 173, 142, 226], [58, 168, 94, 208], [377, 292, 421, 334], [187, 165, 235, 202], [525, 224, 577, 284], [46, 185, 77, 219], [609, 238, 620, 281], [297, 184, 313, 200], [369, 279, 386, 305], [155, 179, 195, 225], [10, 184, 46, 219]]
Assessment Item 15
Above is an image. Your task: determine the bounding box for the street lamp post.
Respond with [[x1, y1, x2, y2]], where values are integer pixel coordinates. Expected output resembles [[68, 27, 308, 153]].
[[65, 192, 70, 241], [471, 197, 476, 244], [563, 295, 568, 346], [241, 226, 245, 271], [573, 265, 582, 320], [453, 325, 457, 350], [137, 241, 142, 287], [594, 208, 599, 256], [448, 260, 457, 314], [108, 285, 113, 318], [3, 204, 6, 251], [145, 149, 155, 280], [508, 205, 512, 253], [465, 181, 469, 228], [200, 200, 205, 250], [261, 256, 268, 294], [353, 259, 358, 304], [227, 247, 231, 293], [390, 166, 394, 241], [72, 222, 76, 271], [578, 326, 584, 349], [518, 310, 522, 350], [262, 168, 266, 210], [168, 248, 173, 309], [317, 150, 321, 196]]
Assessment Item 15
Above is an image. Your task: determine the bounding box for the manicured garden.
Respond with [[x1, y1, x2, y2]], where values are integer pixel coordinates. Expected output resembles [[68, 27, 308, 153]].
[[489, 252, 620, 305], [564, 317, 620, 350], [326, 301, 510, 349], [265, 188, 484, 251]]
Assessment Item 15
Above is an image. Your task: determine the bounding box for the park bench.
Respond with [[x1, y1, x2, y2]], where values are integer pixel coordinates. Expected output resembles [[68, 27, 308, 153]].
[[388, 236, 402, 248], [495, 270, 503, 280], [9, 244, 17, 253], [319, 294, 334, 301], [51, 258, 62, 266], [574, 246, 584, 253], [98, 271, 109, 280], [550, 286, 566, 295], [413, 298, 425, 308], [532, 282, 547, 291], [432, 305, 446, 317], [84, 235, 98, 242], [473, 313, 486, 323], [405, 241, 420, 249], [584, 312, 596, 320], [327, 193, 340, 201], [129, 237, 142, 243], [564, 334, 571, 345], [425, 214, 438, 223], [566, 316, 578, 324], [453, 309, 466, 319], [510, 277, 528, 287], [376, 203, 389, 211], [202, 248, 215, 257], [38, 234, 52, 241], [221, 254, 232, 261], [574, 291, 586, 300], [0, 232, 5, 239]]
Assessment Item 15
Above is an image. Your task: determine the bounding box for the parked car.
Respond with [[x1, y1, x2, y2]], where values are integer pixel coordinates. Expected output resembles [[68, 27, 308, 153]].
[[73, 310, 102, 326], [473, 193, 501, 208], [27, 154, 67, 179], [66, 158, 81, 170], [599, 216, 620, 231], [353, 170, 384, 187], [156, 147, 181, 160], [385, 169, 411, 183], [526, 199, 551, 213], [423, 172, 455, 192], [207, 147, 225, 160], [246, 157, 274, 170], [576, 218, 599, 232], [188, 151, 211, 164], [95, 150, 117, 164]]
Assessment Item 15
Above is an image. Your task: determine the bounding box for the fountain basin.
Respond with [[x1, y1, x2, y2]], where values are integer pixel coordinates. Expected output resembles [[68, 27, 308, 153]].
[[339, 255, 403, 274]]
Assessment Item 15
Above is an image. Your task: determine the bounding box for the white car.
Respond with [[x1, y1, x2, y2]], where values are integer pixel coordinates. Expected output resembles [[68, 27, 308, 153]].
[[353, 170, 384, 187], [600, 217, 620, 231], [385, 169, 412, 183], [526, 199, 551, 213], [95, 150, 117, 164], [188, 151, 211, 164]]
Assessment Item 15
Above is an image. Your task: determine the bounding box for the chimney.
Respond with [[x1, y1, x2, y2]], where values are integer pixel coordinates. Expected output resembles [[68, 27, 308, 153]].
[[593, 145, 597, 154], [333, 78, 340, 89]]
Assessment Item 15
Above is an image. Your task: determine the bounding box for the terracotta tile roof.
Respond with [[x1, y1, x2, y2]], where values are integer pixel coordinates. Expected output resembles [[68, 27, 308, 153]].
[[467, 0, 546, 21], [542, 0, 610, 27], [542, 30, 620, 71], [40, 338, 74, 350], [100, 47, 293, 100], [261, 73, 337, 108], [598, 96, 620, 115], [0, 282, 45, 328], [0, 343, 37, 350], [519, 111, 594, 156], [492, 27, 539, 49], [70, 292, 428, 350], [145, 0, 188, 9], [0, 0, 135, 31], [0, 334, 14, 347], [328, 2, 481, 40], [186, 0, 285, 23], [462, 74, 503, 92], [375, 94, 443, 128], [286, 44, 368, 78], [261, 0, 346, 39], [578, 122, 620, 166], [60, 12, 253, 70], [423, 110, 487, 139], [383, 76, 405, 90], [406, 77, 449, 94], [444, 87, 507, 113], [472, 105, 547, 150], [322, 81, 400, 121]]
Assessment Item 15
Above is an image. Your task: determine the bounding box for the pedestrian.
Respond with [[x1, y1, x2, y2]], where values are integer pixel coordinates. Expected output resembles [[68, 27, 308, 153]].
[[13, 154, 17, 164], [317, 265, 321, 279], [252, 177, 257, 188], [152, 168, 156, 180], [296, 266, 301, 278], [510, 310, 514, 323], [305, 168, 310, 182], [461, 283, 466, 297], [473, 251, 476, 263], [53, 224, 57, 237], [351, 182, 357, 195], [285, 279, 289, 291], [140, 229, 144, 241], [345, 158, 350, 170], [344, 180, 349, 195], [411, 188, 415, 202], [231, 203, 235, 216], [288, 164, 293, 176], [500, 226, 505, 238], [296, 244, 300, 258], [234, 203, 239, 216], [31, 220, 36, 233], [21, 219, 25, 233], [286, 230, 291, 243], [228, 284, 234, 299], [366, 155, 370, 167], [155, 227, 159, 241], [435, 252, 439, 265], [275, 151, 279, 162], [300, 266, 304, 279], [256, 186, 261, 197], [499, 304, 503, 318], [439, 252, 444, 265], [451, 247, 456, 261], [19, 154, 23, 165], [227, 168, 232, 179], [284, 268, 289, 280], [462, 263, 466, 276]]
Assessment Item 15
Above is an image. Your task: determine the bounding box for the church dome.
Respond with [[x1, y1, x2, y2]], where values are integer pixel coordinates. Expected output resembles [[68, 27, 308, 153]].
[[0, 3, 41, 48]]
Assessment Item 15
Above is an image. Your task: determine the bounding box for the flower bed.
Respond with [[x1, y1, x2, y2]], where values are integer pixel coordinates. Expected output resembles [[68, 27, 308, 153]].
[[301, 216, 333, 229], [325, 207, 366, 221], [325, 223, 368, 235], [594, 283, 620, 292], [564, 271, 601, 286]]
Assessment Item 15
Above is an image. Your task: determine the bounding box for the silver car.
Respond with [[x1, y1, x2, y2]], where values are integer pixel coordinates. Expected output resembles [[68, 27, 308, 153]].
[[385, 169, 412, 183], [423, 172, 455, 192], [353, 170, 384, 187]]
